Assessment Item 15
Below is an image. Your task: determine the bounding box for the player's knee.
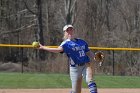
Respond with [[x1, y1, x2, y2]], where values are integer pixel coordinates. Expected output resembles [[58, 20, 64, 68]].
[[86, 77, 93, 84]]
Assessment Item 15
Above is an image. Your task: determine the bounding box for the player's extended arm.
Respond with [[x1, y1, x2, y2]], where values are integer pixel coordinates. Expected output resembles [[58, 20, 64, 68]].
[[38, 44, 63, 53], [86, 50, 94, 59]]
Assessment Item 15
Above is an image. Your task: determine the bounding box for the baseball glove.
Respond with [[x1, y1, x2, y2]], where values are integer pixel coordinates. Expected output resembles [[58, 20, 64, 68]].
[[94, 51, 105, 62]]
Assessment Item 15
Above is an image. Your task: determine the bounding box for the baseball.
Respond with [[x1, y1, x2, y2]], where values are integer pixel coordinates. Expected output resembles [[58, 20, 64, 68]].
[[32, 41, 39, 48]]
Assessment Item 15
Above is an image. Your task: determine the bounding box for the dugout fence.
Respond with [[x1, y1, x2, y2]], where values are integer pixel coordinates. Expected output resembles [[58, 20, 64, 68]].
[[0, 44, 140, 76]]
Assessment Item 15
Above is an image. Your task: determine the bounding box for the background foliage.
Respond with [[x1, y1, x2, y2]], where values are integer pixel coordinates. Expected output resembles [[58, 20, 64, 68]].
[[0, 0, 140, 76]]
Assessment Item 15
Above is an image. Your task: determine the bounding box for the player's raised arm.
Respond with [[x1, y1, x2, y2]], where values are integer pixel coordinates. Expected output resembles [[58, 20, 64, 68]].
[[38, 43, 63, 53]]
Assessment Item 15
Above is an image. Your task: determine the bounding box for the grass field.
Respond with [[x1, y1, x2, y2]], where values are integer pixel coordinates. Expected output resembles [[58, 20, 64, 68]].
[[0, 72, 139, 89]]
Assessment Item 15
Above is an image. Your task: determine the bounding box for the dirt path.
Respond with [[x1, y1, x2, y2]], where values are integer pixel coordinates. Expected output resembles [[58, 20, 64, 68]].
[[0, 89, 140, 93]]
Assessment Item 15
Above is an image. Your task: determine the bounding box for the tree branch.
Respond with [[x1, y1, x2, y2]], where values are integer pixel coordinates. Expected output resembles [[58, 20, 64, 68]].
[[22, 0, 37, 15], [0, 24, 36, 36]]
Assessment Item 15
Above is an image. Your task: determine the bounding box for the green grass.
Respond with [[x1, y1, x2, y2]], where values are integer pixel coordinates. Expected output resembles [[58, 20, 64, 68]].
[[0, 72, 71, 89], [0, 72, 139, 89], [95, 75, 140, 88]]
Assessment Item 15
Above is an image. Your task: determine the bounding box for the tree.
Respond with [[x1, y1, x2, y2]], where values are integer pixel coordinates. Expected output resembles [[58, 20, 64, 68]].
[[64, 0, 77, 24]]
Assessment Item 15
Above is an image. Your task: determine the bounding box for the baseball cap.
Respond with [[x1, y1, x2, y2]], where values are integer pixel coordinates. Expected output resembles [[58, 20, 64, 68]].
[[63, 24, 73, 31]]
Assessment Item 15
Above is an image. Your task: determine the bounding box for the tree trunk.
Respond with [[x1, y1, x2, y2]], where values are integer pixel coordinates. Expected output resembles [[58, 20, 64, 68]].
[[36, 0, 45, 60]]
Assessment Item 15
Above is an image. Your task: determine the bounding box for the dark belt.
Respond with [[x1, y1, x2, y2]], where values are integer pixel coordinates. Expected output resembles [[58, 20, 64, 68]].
[[70, 63, 85, 67], [77, 63, 85, 66]]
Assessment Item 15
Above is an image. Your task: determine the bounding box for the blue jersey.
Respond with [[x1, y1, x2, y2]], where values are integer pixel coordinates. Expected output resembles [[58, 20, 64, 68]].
[[60, 38, 90, 64]]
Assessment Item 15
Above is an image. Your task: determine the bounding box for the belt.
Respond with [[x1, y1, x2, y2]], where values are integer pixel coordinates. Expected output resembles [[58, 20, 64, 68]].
[[77, 63, 85, 66], [70, 63, 85, 67]]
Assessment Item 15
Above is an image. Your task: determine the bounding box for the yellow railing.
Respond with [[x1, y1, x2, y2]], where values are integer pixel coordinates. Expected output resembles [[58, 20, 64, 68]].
[[89, 47, 140, 51], [0, 44, 140, 51]]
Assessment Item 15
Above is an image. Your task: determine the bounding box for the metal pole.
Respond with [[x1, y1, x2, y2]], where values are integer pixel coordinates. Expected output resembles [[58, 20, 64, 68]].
[[21, 47, 24, 73], [112, 50, 115, 76]]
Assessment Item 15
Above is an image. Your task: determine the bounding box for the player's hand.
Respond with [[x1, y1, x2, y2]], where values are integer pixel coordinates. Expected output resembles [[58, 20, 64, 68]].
[[38, 43, 43, 49], [32, 41, 45, 49]]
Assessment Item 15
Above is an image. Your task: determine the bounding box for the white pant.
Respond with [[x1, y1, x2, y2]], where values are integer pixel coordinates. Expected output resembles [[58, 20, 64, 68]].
[[70, 65, 87, 93]]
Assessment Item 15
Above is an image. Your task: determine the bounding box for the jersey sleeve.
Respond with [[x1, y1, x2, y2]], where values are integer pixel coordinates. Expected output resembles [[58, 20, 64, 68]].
[[59, 39, 70, 54], [85, 42, 90, 52]]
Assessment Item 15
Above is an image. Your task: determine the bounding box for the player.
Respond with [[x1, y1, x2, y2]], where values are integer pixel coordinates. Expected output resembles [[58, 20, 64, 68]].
[[38, 24, 98, 93]]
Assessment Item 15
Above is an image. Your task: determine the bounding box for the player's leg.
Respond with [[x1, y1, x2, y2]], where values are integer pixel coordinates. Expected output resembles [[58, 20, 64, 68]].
[[76, 76, 82, 93], [70, 66, 82, 93], [85, 62, 98, 93]]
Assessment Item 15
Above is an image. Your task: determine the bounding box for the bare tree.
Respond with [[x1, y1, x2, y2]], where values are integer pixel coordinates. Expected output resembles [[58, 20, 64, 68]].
[[64, 0, 77, 24]]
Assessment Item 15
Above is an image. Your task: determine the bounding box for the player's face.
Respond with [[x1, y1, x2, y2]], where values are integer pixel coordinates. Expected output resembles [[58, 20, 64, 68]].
[[65, 27, 74, 35], [63, 27, 74, 40]]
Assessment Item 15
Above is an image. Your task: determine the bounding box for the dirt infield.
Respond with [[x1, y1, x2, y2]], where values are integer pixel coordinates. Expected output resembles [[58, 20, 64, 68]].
[[0, 89, 140, 93]]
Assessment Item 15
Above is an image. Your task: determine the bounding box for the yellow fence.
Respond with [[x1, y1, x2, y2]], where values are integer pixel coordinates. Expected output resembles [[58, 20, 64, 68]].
[[0, 44, 140, 51], [0, 44, 139, 75]]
